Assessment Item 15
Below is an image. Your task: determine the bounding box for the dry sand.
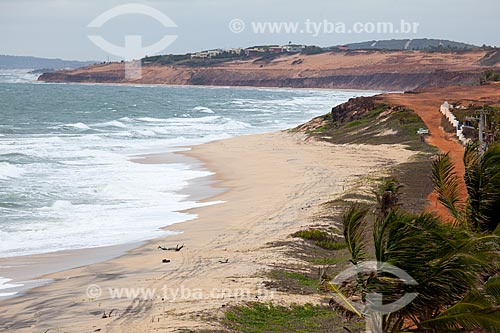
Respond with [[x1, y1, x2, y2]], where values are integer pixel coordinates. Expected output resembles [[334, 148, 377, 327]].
[[0, 131, 415, 332]]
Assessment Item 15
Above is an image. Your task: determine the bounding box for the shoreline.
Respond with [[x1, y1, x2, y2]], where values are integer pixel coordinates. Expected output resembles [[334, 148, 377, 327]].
[[0, 131, 416, 332], [0, 241, 144, 299], [0, 82, 379, 303], [0, 149, 223, 301], [34, 78, 387, 94]]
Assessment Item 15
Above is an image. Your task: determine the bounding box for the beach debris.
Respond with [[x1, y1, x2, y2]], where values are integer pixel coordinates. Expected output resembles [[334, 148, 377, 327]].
[[218, 259, 229, 264], [158, 244, 184, 252], [102, 309, 116, 319], [162, 259, 171, 263]]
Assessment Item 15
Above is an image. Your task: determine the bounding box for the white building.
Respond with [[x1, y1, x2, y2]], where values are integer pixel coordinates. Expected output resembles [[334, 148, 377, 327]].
[[283, 45, 306, 53], [190, 49, 223, 59]]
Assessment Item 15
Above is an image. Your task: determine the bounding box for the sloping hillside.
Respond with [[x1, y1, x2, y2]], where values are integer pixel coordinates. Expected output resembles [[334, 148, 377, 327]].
[[344, 38, 476, 50], [39, 50, 500, 91]]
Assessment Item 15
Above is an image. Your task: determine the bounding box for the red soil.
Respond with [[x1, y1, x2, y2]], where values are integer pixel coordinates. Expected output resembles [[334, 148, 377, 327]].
[[380, 83, 500, 219]]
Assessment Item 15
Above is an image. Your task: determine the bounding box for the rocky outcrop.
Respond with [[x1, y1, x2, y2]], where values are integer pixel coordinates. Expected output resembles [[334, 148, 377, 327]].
[[295, 96, 379, 132], [328, 96, 377, 124]]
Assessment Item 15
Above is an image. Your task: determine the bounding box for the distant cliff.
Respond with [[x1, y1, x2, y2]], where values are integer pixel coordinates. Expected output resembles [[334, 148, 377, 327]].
[[0, 55, 95, 70], [39, 50, 500, 91]]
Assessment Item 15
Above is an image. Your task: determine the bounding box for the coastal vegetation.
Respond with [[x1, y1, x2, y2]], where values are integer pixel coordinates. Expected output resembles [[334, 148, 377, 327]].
[[291, 229, 347, 251], [328, 172, 500, 332], [482, 70, 500, 82], [224, 303, 361, 333], [137, 39, 485, 69], [223, 100, 500, 332], [226, 153, 500, 331], [298, 98, 434, 152]]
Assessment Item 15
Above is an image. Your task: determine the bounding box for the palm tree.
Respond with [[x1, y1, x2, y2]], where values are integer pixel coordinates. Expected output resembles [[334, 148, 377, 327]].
[[323, 179, 500, 332], [326, 204, 500, 332], [432, 142, 500, 232]]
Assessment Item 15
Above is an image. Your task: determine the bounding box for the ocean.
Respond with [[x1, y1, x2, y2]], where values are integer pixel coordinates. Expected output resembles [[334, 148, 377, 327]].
[[0, 69, 377, 293]]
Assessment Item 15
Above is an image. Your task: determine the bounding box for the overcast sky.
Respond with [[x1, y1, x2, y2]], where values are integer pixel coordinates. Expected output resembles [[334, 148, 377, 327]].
[[1, 0, 499, 61]]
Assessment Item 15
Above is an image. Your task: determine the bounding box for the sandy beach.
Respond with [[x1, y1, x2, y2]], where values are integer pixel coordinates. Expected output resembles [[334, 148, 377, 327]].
[[0, 131, 416, 332]]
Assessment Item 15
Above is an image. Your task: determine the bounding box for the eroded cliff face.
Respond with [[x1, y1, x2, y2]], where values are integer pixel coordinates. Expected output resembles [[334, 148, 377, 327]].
[[39, 50, 497, 91], [40, 71, 124, 83], [185, 70, 481, 90], [295, 96, 379, 132], [39, 68, 483, 91]]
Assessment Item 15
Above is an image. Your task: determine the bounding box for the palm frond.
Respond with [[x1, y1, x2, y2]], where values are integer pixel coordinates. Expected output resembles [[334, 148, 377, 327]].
[[342, 204, 368, 265], [377, 212, 497, 316], [419, 307, 500, 332], [485, 275, 500, 303], [334, 174, 500, 332], [463, 141, 480, 170], [432, 152, 462, 219], [324, 281, 363, 318], [463, 143, 500, 232], [495, 223, 500, 236], [418, 289, 500, 332]]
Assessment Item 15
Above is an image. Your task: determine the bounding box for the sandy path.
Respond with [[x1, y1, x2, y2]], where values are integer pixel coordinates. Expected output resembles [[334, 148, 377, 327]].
[[380, 84, 500, 219], [0, 132, 415, 333], [382, 94, 466, 219]]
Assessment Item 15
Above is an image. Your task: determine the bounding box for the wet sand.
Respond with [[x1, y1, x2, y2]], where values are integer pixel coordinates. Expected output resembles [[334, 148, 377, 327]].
[[0, 131, 416, 332]]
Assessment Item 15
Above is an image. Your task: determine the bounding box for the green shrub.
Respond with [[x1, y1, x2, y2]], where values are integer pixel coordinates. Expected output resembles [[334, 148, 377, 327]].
[[291, 229, 346, 251], [224, 303, 352, 333]]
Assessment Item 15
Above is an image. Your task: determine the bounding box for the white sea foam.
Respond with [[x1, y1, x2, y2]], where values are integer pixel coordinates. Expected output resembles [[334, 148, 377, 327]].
[[0, 69, 39, 84], [0, 277, 23, 297], [93, 120, 128, 129], [59, 122, 91, 131], [136, 117, 168, 123], [0, 163, 25, 180], [0, 150, 222, 257], [194, 106, 215, 114], [39, 200, 75, 212], [0, 277, 23, 290], [0, 83, 378, 259]]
